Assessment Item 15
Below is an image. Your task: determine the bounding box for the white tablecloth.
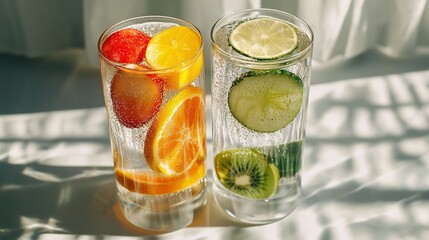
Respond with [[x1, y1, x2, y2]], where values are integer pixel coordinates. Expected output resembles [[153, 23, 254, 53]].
[[1, 64, 428, 239]]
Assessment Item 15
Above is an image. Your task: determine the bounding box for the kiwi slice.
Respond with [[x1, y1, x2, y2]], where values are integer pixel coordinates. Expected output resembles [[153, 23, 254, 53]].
[[215, 148, 279, 199]]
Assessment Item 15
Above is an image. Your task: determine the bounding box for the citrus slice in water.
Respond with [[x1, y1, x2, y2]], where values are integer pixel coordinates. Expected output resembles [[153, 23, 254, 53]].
[[115, 160, 205, 195], [144, 86, 206, 176], [146, 26, 203, 90], [229, 17, 298, 60], [228, 70, 303, 132]]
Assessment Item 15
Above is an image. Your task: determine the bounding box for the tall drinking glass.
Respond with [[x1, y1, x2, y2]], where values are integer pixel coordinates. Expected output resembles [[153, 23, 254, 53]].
[[211, 8, 313, 223], [98, 16, 206, 231]]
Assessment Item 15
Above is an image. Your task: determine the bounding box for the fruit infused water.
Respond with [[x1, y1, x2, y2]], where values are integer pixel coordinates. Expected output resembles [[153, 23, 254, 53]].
[[98, 16, 206, 231], [211, 9, 313, 223]]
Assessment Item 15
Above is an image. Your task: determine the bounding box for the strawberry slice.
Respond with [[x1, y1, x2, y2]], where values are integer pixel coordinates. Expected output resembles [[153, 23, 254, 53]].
[[111, 64, 164, 128], [101, 28, 151, 64]]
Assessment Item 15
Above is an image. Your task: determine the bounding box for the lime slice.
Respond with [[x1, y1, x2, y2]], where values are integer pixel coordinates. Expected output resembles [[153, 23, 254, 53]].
[[228, 70, 303, 132], [228, 17, 298, 60]]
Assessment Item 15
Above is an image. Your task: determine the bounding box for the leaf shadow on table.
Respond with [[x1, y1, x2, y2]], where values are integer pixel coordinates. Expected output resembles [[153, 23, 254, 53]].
[[295, 70, 429, 239], [0, 160, 253, 239], [1, 70, 429, 239], [0, 105, 253, 240]]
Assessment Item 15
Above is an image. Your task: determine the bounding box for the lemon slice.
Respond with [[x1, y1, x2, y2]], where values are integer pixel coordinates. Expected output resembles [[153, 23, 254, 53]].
[[146, 26, 203, 90], [228, 17, 298, 60]]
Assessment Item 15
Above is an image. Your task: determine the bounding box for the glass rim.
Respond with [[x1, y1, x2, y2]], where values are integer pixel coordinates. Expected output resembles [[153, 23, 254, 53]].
[[97, 15, 204, 74], [210, 8, 314, 67]]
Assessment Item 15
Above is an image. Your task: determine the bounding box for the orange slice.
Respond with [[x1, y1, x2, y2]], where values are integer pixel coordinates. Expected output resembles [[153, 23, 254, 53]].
[[144, 86, 206, 176], [145, 26, 203, 90], [115, 159, 205, 195]]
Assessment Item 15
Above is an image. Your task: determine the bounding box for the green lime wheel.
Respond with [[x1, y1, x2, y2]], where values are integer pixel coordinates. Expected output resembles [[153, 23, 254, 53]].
[[228, 17, 298, 60]]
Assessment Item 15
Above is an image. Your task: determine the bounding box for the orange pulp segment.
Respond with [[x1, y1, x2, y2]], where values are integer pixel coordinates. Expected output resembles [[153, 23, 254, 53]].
[[115, 158, 205, 195], [145, 26, 203, 90], [144, 86, 206, 176]]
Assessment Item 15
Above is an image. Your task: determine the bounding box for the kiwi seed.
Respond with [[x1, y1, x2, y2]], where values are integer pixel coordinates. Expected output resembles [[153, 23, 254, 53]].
[[215, 148, 279, 199]]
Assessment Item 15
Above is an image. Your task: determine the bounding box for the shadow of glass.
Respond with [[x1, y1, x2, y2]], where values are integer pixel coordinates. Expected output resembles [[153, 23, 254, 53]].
[[0, 160, 256, 238]]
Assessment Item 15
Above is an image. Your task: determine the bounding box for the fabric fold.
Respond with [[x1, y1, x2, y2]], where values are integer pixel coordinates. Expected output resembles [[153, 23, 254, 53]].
[[0, 0, 428, 63]]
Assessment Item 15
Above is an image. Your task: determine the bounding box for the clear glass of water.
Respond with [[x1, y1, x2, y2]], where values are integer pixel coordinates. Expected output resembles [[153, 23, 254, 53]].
[[211, 8, 313, 223], [98, 16, 206, 231]]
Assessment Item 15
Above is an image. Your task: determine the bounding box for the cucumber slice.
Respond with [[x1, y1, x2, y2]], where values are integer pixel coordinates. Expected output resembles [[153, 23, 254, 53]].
[[228, 70, 303, 132], [262, 141, 302, 178], [228, 17, 298, 60]]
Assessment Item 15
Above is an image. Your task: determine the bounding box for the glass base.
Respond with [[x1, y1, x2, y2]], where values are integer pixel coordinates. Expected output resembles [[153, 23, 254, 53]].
[[117, 179, 207, 232], [213, 175, 301, 224]]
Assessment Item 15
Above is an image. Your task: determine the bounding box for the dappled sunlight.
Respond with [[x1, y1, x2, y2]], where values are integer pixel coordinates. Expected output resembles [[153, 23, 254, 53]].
[[19, 216, 66, 236], [0, 108, 111, 167], [298, 69, 429, 239], [22, 167, 61, 182], [0, 108, 120, 238], [307, 70, 429, 140], [1, 69, 429, 238], [0, 108, 108, 141]]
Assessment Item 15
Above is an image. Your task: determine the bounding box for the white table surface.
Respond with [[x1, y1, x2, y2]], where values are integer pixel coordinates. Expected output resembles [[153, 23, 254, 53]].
[[1, 49, 429, 239]]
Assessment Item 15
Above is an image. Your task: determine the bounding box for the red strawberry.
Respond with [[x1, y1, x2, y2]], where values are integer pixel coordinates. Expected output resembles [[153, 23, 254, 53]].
[[111, 64, 164, 128], [101, 28, 151, 64]]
